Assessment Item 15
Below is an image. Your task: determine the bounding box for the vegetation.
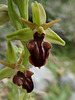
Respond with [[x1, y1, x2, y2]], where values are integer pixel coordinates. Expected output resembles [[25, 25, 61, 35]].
[[0, 0, 75, 100]]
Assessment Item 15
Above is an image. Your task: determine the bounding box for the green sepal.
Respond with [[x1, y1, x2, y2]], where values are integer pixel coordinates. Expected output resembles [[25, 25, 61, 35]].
[[32, 1, 46, 25], [6, 28, 33, 41], [8, 0, 22, 30], [0, 4, 9, 25], [45, 28, 65, 46], [0, 67, 15, 80], [6, 41, 17, 63]]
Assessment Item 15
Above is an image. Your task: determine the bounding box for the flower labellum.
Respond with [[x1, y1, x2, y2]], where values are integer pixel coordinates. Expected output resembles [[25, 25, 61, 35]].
[[22, 72, 34, 93], [13, 71, 25, 86], [26, 32, 51, 68], [13, 70, 34, 93]]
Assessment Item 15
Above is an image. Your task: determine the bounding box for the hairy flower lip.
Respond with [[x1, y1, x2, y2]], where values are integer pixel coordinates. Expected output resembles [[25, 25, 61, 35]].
[[29, 55, 46, 68], [13, 70, 34, 93], [13, 71, 25, 86], [26, 32, 51, 68], [22, 76, 34, 93]]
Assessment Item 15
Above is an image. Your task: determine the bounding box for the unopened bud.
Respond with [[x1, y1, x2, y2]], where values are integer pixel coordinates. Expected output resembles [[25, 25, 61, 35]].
[[0, 4, 9, 25]]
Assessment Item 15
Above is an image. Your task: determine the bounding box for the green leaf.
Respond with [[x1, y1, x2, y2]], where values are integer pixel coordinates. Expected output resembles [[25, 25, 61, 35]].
[[6, 28, 33, 41], [32, 1, 46, 25], [0, 67, 14, 80], [6, 41, 17, 63], [8, 0, 22, 30], [45, 28, 65, 46]]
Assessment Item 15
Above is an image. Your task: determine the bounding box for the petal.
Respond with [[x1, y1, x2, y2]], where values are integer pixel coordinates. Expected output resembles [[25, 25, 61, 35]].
[[45, 28, 65, 46], [20, 18, 38, 31], [41, 19, 59, 30], [0, 60, 16, 69]]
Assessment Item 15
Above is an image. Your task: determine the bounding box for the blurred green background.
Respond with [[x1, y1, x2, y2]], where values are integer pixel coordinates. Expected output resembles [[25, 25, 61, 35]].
[[0, 0, 75, 100]]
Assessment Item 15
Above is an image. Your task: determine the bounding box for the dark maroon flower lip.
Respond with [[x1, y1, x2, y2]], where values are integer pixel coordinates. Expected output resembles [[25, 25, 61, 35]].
[[22, 76, 34, 93], [13, 71, 25, 86], [26, 32, 51, 68], [13, 70, 34, 93]]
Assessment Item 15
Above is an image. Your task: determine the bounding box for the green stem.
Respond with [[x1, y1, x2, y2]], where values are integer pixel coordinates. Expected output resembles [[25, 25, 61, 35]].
[[20, 0, 29, 28], [19, 0, 29, 92], [21, 41, 29, 68], [20, 0, 29, 68], [23, 0, 28, 21], [23, 0, 28, 28]]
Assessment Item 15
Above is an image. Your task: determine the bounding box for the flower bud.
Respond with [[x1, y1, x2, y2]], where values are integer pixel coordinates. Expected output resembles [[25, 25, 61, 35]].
[[0, 4, 9, 25]]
